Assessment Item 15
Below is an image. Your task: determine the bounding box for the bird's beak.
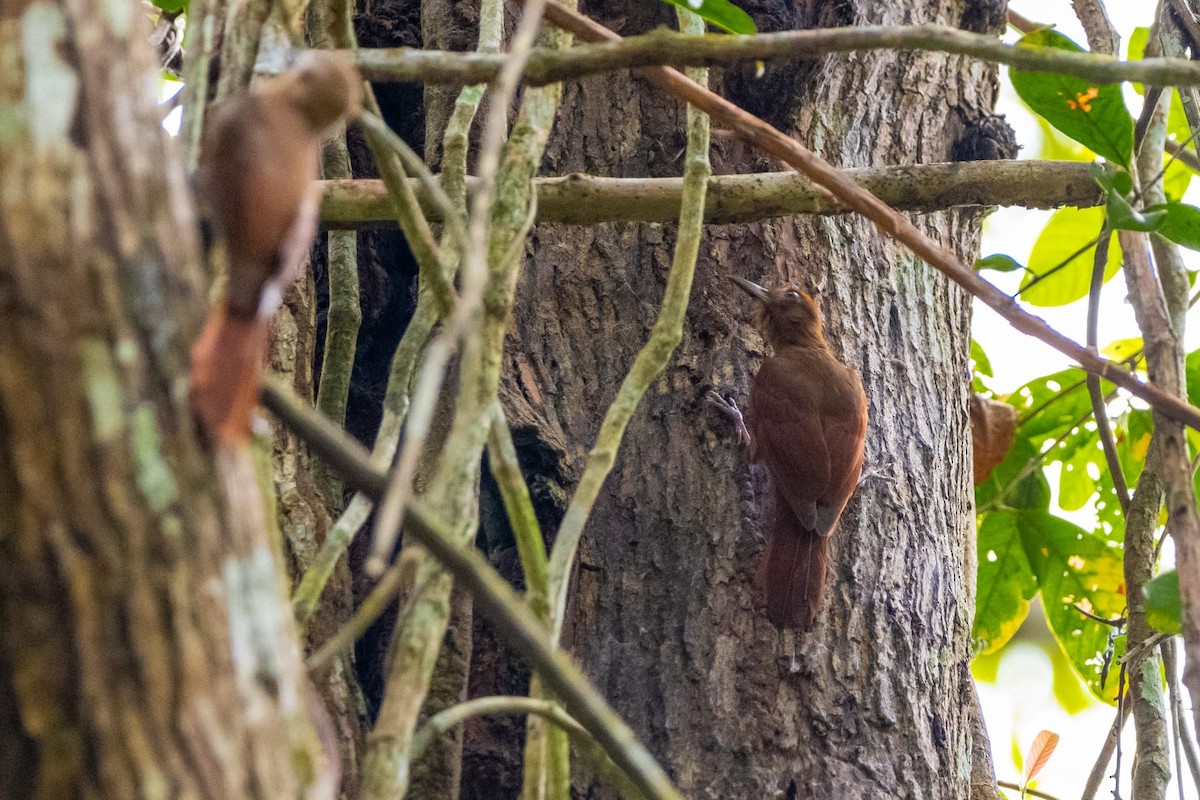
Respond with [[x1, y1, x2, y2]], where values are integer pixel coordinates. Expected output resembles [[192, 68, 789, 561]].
[[729, 275, 769, 301]]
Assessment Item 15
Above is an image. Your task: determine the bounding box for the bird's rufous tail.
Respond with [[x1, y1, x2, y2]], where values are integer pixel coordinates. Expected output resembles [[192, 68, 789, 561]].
[[189, 304, 269, 447], [753, 494, 828, 630]]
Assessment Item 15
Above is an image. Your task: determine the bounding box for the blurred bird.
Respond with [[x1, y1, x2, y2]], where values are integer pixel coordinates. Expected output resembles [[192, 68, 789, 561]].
[[190, 50, 360, 446]]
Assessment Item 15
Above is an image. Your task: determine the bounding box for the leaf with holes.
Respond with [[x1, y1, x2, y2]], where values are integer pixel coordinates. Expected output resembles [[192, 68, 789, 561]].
[[1020, 511, 1127, 702], [658, 0, 756, 33], [973, 512, 1038, 655], [1010, 29, 1133, 166]]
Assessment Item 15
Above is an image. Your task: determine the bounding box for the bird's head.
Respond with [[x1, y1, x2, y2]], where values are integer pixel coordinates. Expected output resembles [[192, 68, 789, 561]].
[[283, 50, 362, 134], [729, 275, 825, 348]]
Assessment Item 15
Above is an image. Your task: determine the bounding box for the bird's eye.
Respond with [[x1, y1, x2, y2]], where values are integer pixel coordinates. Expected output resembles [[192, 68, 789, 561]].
[[785, 290, 800, 299]]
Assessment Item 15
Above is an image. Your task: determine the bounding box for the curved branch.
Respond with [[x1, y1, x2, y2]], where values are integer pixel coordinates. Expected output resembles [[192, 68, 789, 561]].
[[410, 697, 589, 762]]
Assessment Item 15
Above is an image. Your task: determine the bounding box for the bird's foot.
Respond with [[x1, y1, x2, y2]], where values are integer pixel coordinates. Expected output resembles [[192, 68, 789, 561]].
[[706, 390, 751, 448]]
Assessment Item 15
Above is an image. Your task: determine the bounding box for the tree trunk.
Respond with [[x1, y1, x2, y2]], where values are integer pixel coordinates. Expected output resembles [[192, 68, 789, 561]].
[[488, 0, 999, 795], [0, 3, 329, 797]]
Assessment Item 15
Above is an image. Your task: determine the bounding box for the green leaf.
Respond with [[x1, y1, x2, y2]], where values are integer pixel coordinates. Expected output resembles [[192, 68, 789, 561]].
[[971, 339, 994, 377], [1019, 511, 1127, 703], [1010, 29, 1134, 166], [1102, 337, 1143, 362], [659, 0, 756, 34], [1106, 190, 1166, 232], [1162, 156, 1193, 203], [151, 0, 188, 10], [976, 253, 1025, 273], [1059, 443, 1097, 511], [1188, 348, 1200, 406], [976, 437, 1051, 511], [1007, 368, 1093, 444], [1144, 570, 1181, 635], [1020, 206, 1123, 306], [1151, 202, 1200, 251], [973, 512, 1038, 654], [1048, 643, 1093, 714], [1089, 163, 1163, 232], [1033, 115, 1092, 162], [1127, 26, 1150, 61]]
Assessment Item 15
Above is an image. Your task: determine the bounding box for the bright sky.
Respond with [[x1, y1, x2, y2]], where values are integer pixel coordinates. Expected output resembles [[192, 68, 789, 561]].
[[977, 2, 1197, 798]]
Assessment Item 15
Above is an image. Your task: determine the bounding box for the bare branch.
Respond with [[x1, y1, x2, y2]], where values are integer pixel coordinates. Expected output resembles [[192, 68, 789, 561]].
[[1071, 0, 1119, 55], [319, 160, 1102, 228], [352, 24, 1200, 88]]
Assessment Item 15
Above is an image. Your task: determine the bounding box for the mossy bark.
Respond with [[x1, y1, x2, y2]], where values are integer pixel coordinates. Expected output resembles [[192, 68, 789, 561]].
[[0, 3, 329, 797]]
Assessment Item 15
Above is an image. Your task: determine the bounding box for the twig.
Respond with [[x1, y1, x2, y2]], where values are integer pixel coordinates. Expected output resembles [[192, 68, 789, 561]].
[[319, 160, 1103, 228], [1170, 0, 1200, 53], [1164, 138, 1200, 172], [1085, 226, 1130, 517], [1163, 638, 1200, 795], [306, 548, 424, 671], [1015, 230, 1105, 299], [1119, 218, 1200, 739], [995, 780, 1061, 800], [259, 378, 684, 800], [351, 24, 1200, 88], [359, 110, 468, 288], [365, 0, 549, 576], [1075, 603, 1126, 627], [526, 0, 1200, 435], [1081, 698, 1132, 800], [1007, 10, 1045, 33], [1119, 631, 1173, 666], [291, 302, 437, 630], [313, 107, 362, 507], [410, 696, 589, 762], [545, 6, 711, 646], [487, 404, 551, 623], [358, 112, 459, 312]]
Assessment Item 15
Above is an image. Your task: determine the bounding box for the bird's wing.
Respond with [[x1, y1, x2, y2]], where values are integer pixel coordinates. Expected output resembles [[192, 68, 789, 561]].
[[750, 366, 830, 532], [813, 395, 867, 536]]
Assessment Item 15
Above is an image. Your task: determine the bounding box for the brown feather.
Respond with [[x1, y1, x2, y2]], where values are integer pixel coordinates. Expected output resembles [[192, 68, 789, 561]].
[[732, 278, 867, 630], [189, 52, 360, 446]]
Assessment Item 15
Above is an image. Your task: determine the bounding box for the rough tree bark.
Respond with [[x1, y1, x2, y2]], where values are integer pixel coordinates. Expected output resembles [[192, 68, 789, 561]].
[[0, 2, 330, 797], [479, 0, 998, 795]]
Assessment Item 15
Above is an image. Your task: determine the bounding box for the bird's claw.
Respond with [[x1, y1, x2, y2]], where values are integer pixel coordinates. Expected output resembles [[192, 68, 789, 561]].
[[707, 390, 751, 448]]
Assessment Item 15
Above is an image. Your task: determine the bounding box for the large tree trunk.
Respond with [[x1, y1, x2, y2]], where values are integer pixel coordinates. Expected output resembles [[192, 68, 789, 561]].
[[0, 3, 329, 797], [486, 0, 998, 795]]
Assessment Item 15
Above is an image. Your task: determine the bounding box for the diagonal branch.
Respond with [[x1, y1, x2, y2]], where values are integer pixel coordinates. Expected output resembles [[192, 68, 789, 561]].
[[525, 0, 1200, 434], [259, 379, 683, 800]]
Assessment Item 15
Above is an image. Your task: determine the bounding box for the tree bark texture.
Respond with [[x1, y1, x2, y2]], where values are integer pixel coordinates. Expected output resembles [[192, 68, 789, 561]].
[[0, 3, 328, 797], [488, 0, 998, 795]]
